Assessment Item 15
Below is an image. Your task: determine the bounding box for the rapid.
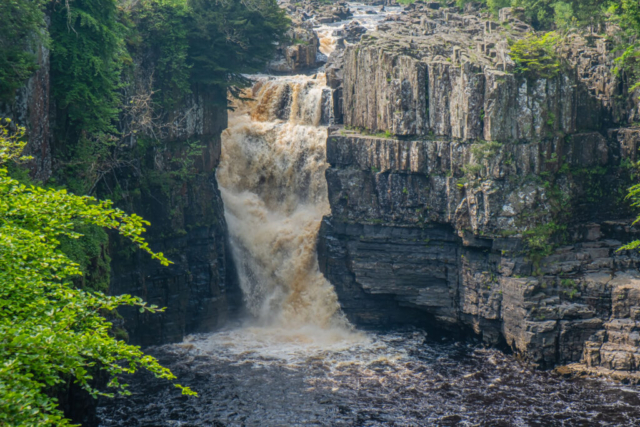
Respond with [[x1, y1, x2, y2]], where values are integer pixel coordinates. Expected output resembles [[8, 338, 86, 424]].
[[98, 3, 640, 426]]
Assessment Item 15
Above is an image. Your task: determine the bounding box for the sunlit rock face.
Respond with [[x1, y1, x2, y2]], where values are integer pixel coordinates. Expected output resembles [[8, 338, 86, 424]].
[[315, 2, 640, 382]]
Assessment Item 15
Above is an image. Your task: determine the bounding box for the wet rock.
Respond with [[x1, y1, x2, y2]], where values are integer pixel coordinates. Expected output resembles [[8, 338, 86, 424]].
[[343, 20, 367, 44]]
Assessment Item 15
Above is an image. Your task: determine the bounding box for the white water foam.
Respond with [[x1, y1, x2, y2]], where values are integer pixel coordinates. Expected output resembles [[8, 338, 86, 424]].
[[217, 74, 361, 346]]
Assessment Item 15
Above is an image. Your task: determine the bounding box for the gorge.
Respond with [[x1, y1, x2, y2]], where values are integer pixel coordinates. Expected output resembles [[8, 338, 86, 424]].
[[4, 0, 640, 425], [100, 1, 640, 425]]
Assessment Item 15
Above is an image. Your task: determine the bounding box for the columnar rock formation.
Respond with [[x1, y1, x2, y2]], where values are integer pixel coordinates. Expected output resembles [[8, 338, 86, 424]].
[[108, 82, 241, 347], [318, 2, 640, 382]]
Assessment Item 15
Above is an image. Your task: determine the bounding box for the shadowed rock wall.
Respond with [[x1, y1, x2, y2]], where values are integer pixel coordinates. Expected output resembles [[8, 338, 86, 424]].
[[109, 85, 241, 346], [0, 38, 52, 181]]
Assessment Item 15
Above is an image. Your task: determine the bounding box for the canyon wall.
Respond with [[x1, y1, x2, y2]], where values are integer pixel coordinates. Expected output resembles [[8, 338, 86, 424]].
[[109, 83, 241, 346], [0, 39, 240, 349], [319, 3, 640, 382], [0, 38, 52, 181]]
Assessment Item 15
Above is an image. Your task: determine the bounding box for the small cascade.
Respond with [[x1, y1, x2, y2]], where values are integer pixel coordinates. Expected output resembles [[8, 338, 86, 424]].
[[217, 74, 347, 333], [317, 28, 337, 55]]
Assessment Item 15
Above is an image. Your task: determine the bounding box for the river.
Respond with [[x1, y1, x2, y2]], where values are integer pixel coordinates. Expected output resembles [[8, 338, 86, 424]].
[[98, 4, 640, 426]]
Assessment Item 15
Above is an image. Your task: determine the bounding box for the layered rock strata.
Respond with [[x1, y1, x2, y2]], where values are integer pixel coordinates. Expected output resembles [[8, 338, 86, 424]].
[[318, 2, 640, 383], [319, 129, 640, 378]]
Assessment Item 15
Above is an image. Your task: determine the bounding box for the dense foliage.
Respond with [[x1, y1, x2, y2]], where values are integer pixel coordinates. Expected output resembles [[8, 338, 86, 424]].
[[128, 0, 289, 106], [0, 120, 195, 426], [0, 0, 47, 100], [49, 0, 128, 195], [47, 0, 289, 194], [610, 1, 640, 91], [187, 0, 289, 93], [0, 0, 289, 424], [129, 0, 192, 110], [48, 0, 139, 195], [509, 32, 562, 79], [509, 0, 608, 30], [454, 0, 609, 29], [621, 179, 640, 253], [50, 0, 126, 137]]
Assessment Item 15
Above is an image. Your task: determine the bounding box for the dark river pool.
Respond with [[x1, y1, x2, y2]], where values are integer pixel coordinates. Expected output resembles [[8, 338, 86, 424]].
[[97, 327, 640, 427]]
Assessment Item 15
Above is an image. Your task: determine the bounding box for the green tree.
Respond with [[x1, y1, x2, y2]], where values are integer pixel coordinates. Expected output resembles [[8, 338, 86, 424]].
[[50, 0, 126, 136], [487, 0, 510, 15], [610, 0, 640, 90], [0, 0, 48, 100], [456, 0, 609, 30], [511, 0, 608, 30], [127, 0, 192, 110], [0, 119, 194, 426], [509, 32, 562, 79], [49, 0, 128, 194], [621, 180, 640, 252], [187, 0, 290, 93]]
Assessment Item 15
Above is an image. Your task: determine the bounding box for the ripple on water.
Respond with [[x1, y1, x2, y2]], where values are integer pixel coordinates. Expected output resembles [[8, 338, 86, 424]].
[[98, 327, 640, 427]]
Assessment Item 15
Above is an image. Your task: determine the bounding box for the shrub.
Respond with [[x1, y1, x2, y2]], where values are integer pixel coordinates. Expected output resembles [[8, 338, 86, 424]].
[[509, 32, 562, 79]]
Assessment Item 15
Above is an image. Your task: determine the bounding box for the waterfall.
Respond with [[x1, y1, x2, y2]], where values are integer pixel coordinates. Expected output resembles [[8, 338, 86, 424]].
[[217, 74, 347, 333]]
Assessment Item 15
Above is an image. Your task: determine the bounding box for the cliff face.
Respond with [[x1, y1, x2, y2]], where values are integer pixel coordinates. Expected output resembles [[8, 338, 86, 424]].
[[319, 3, 640, 382], [109, 84, 241, 347], [268, 23, 322, 73], [1, 36, 240, 348], [319, 130, 640, 373], [0, 39, 51, 181]]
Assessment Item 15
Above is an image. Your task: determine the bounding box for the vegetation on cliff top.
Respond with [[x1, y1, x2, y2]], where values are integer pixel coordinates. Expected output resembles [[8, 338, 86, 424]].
[[454, 0, 640, 94], [509, 32, 562, 79], [49, 0, 289, 195]]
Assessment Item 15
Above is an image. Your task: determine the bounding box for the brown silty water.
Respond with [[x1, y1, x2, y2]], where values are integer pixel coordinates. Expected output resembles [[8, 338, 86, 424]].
[[216, 73, 353, 335], [97, 5, 640, 426]]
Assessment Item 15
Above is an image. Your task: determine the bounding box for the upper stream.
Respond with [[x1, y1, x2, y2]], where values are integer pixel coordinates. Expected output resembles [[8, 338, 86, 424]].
[[98, 4, 640, 426]]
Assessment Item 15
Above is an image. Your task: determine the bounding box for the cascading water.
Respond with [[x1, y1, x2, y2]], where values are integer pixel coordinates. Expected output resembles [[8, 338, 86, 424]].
[[98, 5, 640, 426], [216, 74, 344, 332], [212, 3, 399, 337]]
